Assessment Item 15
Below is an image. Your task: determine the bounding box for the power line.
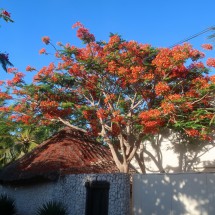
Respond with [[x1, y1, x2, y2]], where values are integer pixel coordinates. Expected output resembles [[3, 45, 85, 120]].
[[169, 26, 215, 48]]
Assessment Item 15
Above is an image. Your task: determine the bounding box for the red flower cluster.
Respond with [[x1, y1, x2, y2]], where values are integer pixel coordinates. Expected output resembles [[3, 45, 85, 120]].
[[38, 100, 72, 119], [161, 102, 175, 114], [139, 109, 161, 121], [83, 109, 95, 120], [142, 72, 154, 81], [34, 63, 55, 82], [39, 48, 46, 54], [153, 44, 204, 76], [192, 77, 209, 89], [72, 21, 84, 28], [68, 63, 81, 75], [139, 109, 163, 134], [171, 65, 187, 78], [189, 49, 205, 60], [82, 109, 100, 135], [152, 48, 172, 71], [108, 35, 121, 47], [210, 75, 215, 84], [181, 102, 193, 112], [206, 58, 215, 67], [0, 106, 9, 112], [96, 109, 108, 119], [185, 129, 199, 137], [201, 44, 213, 50], [7, 67, 17, 73], [26, 65, 36, 71], [76, 27, 95, 43], [112, 115, 126, 124], [143, 120, 163, 134], [130, 66, 143, 81], [104, 94, 116, 103], [188, 62, 205, 70], [11, 72, 25, 84], [18, 115, 31, 124], [40, 100, 59, 109], [0, 91, 12, 99], [9, 114, 32, 125], [172, 44, 191, 61], [155, 82, 170, 96], [72, 22, 95, 43], [14, 104, 24, 112], [166, 94, 181, 102], [42, 36, 50, 45]]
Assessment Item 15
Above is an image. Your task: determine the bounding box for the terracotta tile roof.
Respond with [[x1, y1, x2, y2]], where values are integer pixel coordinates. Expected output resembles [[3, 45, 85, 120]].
[[0, 127, 119, 185]]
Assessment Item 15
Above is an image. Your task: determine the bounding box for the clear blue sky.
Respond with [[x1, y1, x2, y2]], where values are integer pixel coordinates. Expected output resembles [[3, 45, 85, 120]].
[[1, 0, 215, 80]]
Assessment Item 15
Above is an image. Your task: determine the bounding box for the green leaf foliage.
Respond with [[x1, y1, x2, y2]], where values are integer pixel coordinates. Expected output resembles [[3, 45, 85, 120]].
[[36, 201, 68, 215], [0, 194, 17, 215]]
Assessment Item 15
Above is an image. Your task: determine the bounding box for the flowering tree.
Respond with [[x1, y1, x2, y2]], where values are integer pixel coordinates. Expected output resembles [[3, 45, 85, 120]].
[[2, 22, 215, 173]]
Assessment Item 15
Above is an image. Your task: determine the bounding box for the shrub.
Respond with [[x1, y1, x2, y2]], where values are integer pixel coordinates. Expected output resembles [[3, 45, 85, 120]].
[[0, 194, 17, 215], [36, 201, 68, 215]]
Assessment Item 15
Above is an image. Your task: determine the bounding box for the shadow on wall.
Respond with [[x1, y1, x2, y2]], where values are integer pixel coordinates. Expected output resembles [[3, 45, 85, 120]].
[[133, 129, 215, 173], [132, 173, 215, 215]]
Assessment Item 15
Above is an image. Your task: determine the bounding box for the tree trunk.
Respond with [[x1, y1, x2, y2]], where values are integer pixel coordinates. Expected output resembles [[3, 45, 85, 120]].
[[134, 152, 146, 173], [118, 162, 129, 173]]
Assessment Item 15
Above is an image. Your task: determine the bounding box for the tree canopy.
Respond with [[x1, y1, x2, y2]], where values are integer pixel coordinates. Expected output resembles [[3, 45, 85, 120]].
[[1, 22, 215, 172]]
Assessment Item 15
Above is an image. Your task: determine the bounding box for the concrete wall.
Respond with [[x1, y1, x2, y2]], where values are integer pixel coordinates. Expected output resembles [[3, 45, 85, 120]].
[[133, 173, 215, 215], [131, 132, 215, 173], [0, 173, 130, 215]]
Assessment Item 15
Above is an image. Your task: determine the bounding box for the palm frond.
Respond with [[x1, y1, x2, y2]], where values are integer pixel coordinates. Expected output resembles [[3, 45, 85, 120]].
[[0, 53, 13, 72]]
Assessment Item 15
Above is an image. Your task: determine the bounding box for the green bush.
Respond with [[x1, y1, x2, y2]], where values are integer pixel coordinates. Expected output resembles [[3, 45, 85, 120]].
[[0, 194, 17, 215], [36, 201, 68, 215]]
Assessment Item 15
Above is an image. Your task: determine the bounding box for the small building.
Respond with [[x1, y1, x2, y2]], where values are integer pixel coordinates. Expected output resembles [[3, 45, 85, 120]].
[[0, 127, 130, 215]]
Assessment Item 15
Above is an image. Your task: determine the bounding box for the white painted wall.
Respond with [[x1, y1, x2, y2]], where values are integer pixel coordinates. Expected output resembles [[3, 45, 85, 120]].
[[0, 174, 130, 215], [133, 173, 215, 215], [131, 131, 215, 173]]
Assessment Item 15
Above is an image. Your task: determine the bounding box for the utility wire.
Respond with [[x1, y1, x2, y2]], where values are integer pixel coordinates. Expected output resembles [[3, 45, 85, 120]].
[[169, 26, 215, 48]]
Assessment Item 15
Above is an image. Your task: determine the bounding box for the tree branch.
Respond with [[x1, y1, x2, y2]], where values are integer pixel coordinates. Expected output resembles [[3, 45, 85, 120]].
[[191, 93, 209, 105], [58, 117, 87, 133]]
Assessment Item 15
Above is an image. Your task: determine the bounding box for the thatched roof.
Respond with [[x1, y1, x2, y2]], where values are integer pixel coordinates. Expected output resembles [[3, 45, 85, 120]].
[[0, 127, 119, 185]]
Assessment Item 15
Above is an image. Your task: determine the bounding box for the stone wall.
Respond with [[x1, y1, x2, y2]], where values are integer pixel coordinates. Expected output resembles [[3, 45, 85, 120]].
[[0, 173, 130, 215]]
